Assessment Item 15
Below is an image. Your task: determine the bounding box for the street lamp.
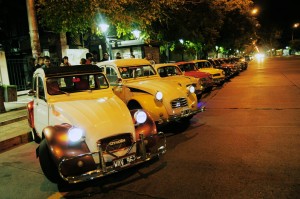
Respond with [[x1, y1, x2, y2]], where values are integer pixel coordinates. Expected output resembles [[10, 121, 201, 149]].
[[251, 8, 258, 15], [292, 23, 299, 41], [99, 23, 111, 60], [132, 30, 141, 39]]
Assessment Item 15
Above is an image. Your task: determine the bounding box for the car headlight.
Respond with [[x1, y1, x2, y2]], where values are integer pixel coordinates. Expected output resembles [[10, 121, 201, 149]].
[[134, 110, 147, 124], [68, 127, 84, 142], [188, 85, 195, 94], [155, 91, 163, 101]]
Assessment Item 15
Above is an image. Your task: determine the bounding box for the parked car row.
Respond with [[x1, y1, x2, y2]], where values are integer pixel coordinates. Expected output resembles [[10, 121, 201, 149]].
[[27, 59, 209, 184], [27, 57, 247, 184]]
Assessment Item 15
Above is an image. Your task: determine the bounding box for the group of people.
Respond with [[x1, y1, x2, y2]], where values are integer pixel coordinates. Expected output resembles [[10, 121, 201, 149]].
[[33, 56, 53, 70], [32, 51, 155, 72]]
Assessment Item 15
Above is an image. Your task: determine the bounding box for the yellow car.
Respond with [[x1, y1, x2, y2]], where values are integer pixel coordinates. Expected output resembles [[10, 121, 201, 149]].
[[97, 59, 204, 125], [191, 60, 225, 85], [154, 63, 203, 98]]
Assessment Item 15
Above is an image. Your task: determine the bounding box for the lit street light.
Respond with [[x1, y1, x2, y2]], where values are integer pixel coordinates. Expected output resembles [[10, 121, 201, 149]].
[[251, 8, 258, 15], [99, 23, 111, 60], [132, 30, 141, 39], [292, 23, 299, 41]]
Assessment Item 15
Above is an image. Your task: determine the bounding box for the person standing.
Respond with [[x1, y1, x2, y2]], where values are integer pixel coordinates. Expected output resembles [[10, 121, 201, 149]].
[[42, 56, 52, 68], [80, 58, 86, 64], [60, 56, 71, 66], [115, 52, 122, 59], [100, 53, 109, 62], [35, 56, 44, 70], [60, 56, 72, 87], [145, 53, 155, 65], [85, 52, 94, 64]]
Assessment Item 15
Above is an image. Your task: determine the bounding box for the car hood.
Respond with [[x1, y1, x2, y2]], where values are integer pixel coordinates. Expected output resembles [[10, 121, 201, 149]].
[[160, 76, 194, 87], [125, 78, 187, 99], [199, 68, 223, 75], [49, 96, 135, 152], [183, 71, 210, 78]]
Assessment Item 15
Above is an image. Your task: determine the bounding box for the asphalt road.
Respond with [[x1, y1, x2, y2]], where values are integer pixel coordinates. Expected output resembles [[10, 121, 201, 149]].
[[1, 56, 300, 199]]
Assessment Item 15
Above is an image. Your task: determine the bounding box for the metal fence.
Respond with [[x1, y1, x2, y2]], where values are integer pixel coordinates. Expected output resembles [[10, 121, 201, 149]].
[[6, 58, 60, 91]]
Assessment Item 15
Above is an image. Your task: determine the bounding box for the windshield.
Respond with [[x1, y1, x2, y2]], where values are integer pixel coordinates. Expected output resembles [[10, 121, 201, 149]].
[[157, 66, 182, 77], [177, 63, 196, 72], [118, 65, 156, 79], [46, 73, 109, 95], [195, 61, 212, 69]]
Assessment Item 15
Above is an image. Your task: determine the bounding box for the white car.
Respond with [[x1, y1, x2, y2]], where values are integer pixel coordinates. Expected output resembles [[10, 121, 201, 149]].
[[27, 65, 166, 184]]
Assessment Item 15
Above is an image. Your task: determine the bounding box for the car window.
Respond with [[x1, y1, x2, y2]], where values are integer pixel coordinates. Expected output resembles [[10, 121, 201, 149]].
[[179, 63, 194, 72], [37, 77, 45, 100], [158, 66, 182, 77], [106, 66, 118, 86], [119, 65, 156, 79], [46, 73, 109, 95]]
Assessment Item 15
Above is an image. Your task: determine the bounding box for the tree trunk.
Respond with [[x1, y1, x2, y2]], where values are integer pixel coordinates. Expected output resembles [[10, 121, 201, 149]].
[[26, 0, 41, 58]]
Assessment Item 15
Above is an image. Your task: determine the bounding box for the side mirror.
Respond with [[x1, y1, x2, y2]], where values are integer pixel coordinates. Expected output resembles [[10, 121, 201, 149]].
[[28, 89, 36, 96]]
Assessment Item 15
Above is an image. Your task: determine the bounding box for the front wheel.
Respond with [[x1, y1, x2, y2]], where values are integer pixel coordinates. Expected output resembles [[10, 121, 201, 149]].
[[39, 139, 61, 183], [127, 101, 142, 110], [31, 128, 41, 143]]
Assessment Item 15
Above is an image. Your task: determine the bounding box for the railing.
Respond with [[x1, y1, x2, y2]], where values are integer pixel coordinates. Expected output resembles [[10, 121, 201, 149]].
[[6, 58, 60, 91]]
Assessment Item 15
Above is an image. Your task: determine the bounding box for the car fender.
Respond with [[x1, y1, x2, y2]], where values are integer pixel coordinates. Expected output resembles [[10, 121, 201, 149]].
[[128, 93, 168, 122], [27, 100, 34, 128], [40, 124, 96, 176], [130, 109, 159, 149]]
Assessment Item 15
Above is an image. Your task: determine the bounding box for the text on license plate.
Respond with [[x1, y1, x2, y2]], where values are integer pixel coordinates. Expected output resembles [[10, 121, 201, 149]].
[[113, 154, 136, 168]]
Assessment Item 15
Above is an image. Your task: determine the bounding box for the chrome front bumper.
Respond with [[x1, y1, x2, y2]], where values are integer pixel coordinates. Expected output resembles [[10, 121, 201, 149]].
[[58, 132, 166, 184], [158, 106, 206, 124]]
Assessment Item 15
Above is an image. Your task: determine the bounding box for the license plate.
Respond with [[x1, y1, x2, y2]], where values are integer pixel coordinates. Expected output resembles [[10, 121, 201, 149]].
[[181, 109, 191, 116], [113, 154, 136, 168]]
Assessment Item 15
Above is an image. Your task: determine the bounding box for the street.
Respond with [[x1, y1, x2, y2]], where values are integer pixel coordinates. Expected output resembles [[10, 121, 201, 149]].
[[0, 56, 300, 198]]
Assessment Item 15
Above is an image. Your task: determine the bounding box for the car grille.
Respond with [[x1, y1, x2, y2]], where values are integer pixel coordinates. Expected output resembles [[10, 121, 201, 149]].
[[98, 133, 133, 153], [171, 98, 188, 108]]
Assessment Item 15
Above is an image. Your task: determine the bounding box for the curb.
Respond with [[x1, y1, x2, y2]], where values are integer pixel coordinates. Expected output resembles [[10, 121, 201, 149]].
[[0, 115, 27, 126], [0, 132, 33, 153]]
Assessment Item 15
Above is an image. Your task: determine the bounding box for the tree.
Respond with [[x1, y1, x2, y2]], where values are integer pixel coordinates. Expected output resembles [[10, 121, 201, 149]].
[[35, 0, 258, 57], [290, 39, 300, 52], [150, 0, 257, 58], [215, 0, 259, 56], [35, 0, 183, 37]]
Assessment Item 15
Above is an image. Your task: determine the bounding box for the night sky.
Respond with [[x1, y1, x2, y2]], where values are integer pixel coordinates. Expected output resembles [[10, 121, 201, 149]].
[[255, 0, 299, 26], [254, 0, 300, 45]]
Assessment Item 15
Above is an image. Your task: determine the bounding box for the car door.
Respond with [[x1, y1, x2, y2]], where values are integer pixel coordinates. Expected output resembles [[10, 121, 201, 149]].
[[33, 75, 49, 136]]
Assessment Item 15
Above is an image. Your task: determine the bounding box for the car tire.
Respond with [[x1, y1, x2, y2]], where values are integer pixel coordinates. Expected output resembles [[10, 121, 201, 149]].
[[39, 139, 62, 183], [31, 128, 41, 144]]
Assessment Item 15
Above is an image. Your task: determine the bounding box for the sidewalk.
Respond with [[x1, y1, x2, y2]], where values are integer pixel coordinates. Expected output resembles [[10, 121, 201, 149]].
[[0, 94, 33, 153]]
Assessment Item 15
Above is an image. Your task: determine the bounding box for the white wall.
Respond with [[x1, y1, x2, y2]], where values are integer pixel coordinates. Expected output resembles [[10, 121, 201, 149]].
[[0, 51, 10, 85]]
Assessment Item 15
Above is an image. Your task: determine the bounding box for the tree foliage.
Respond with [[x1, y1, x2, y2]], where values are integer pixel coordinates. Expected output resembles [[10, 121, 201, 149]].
[[36, 0, 258, 56], [36, 0, 183, 35]]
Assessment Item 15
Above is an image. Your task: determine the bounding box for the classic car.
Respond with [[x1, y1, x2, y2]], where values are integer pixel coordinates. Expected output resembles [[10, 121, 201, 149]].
[[154, 63, 203, 98], [27, 65, 166, 184], [217, 58, 240, 76], [176, 61, 214, 92], [97, 59, 204, 125], [208, 58, 232, 79], [190, 60, 225, 85]]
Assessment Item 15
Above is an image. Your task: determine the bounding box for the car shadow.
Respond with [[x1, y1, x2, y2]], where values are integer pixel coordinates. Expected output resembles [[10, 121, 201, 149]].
[[56, 157, 167, 197], [157, 119, 191, 136]]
